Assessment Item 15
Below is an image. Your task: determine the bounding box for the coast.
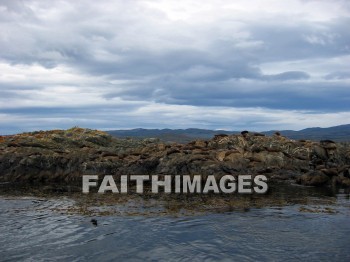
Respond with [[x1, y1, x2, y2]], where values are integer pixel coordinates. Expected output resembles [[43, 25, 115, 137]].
[[1, 127, 350, 189]]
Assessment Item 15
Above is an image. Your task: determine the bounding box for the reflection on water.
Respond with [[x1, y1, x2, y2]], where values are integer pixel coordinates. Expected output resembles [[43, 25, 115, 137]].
[[0, 184, 350, 261]]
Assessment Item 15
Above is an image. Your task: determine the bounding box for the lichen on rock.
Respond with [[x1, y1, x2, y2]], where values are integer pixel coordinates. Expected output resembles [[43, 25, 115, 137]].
[[0, 127, 350, 188]]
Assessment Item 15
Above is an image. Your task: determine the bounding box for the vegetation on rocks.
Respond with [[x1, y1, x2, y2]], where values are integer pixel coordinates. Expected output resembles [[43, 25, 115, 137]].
[[1, 127, 350, 188]]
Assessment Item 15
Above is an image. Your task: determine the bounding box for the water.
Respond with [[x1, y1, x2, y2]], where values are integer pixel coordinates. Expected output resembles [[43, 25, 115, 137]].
[[0, 189, 350, 261]]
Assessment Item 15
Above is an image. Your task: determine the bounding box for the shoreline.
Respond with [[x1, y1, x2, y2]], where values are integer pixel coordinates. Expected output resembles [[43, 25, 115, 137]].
[[1, 181, 348, 217], [1, 127, 350, 190]]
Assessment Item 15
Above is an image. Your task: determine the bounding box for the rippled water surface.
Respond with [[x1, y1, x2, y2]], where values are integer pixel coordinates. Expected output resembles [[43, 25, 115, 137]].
[[1, 188, 350, 261]]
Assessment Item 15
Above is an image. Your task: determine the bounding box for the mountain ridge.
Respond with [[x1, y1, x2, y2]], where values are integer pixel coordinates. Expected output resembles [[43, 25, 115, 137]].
[[107, 124, 350, 143]]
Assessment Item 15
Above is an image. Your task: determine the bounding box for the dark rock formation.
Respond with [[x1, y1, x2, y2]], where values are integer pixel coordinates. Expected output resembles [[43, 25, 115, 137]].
[[1, 127, 350, 187], [296, 171, 330, 186]]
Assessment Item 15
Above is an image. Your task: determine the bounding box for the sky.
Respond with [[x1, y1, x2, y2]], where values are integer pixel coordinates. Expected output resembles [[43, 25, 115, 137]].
[[0, 0, 350, 134]]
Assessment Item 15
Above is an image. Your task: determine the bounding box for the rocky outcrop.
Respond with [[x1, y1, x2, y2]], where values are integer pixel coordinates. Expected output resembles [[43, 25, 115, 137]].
[[1, 128, 350, 187]]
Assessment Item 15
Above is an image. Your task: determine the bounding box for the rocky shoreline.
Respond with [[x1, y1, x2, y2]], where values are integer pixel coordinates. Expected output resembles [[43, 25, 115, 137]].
[[1, 127, 350, 188]]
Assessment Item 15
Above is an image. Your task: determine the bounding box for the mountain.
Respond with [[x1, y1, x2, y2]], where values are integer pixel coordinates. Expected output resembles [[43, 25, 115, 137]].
[[107, 128, 238, 143], [264, 124, 350, 142], [107, 124, 350, 143]]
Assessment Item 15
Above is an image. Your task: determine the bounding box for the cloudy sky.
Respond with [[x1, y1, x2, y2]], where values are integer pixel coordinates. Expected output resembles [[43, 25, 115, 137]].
[[0, 0, 349, 134]]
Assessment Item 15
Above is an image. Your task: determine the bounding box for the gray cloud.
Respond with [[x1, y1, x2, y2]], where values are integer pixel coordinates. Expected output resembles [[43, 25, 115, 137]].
[[263, 71, 310, 81], [0, 0, 350, 133], [325, 71, 350, 80]]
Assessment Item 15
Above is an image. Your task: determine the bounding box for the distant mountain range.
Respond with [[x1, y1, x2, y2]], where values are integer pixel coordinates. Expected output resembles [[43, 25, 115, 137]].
[[107, 124, 350, 143]]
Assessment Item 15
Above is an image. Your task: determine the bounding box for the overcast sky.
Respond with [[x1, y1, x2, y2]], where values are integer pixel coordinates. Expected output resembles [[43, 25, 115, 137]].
[[1, 0, 349, 134]]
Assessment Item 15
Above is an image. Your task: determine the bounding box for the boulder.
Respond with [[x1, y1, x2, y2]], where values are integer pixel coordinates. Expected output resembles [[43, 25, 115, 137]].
[[296, 171, 330, 186]]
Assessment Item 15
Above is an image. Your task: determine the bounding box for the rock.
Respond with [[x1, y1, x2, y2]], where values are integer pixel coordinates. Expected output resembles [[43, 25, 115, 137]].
[[320, 140, 337, 150], [312, 145, 328, 160], [340, 177, 350, 186], [158, 143, 166, 151], [320, 168, 339, 177], [143, 138, 160, 143], [343, 168, 350, 178], [215, 134, 229, 139], [194, 140, 207, 148], [91, 219, 98, 226], [253, 132, 265, 137], [166, 148, 180, 156], [216, 151, 226, 162], [1, 127, 350, 188], [241, 131, 249, 137], [296, 171, 330, 186]]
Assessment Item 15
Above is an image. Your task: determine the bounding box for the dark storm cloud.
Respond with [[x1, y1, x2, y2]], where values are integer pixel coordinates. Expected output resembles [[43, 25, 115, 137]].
[[155, 80, 350, 111]]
